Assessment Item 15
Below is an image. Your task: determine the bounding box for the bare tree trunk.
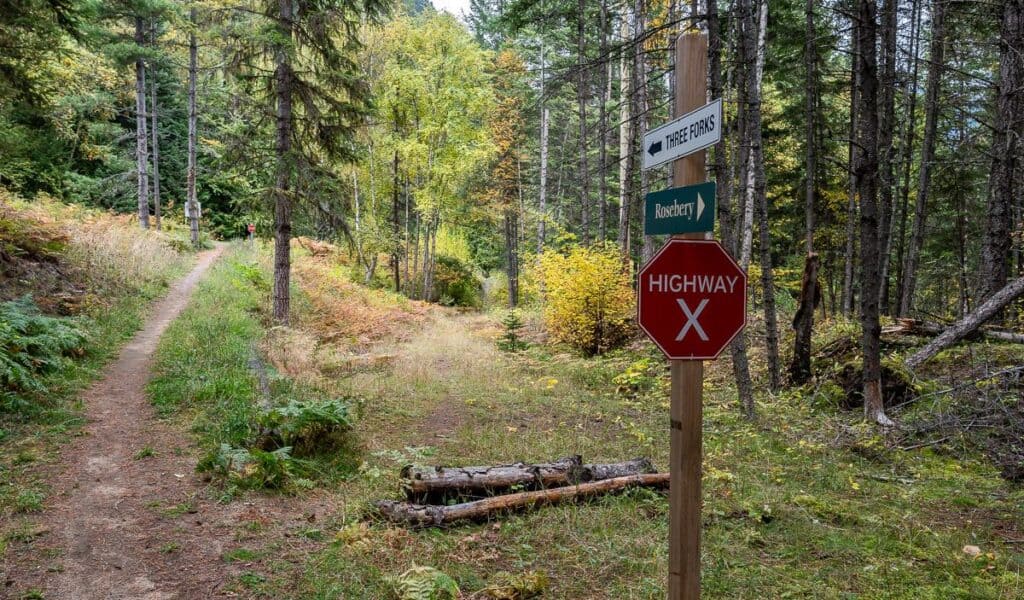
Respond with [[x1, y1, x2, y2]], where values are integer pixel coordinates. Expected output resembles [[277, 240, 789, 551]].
[[506, 207, 519, 308], [876, 0, 898, 310], [272, 0, 295, 324], [577, 0, 590, 245], [149, 25, 161, 232], [538, 42, 549, 254], [853, 0, 891, 426], [892, 0, 923, 313], [598, 0, 609, 243], [634, 0, 652, 262], [803, 0, 817, 255], [187, 6, 199, 247], [899, 0, 946, 316], [391, 144, 401, 293], [709, 0, 755, 418], [981, 0, 1024, 305], [135, 17, 150, 230], [617, 10, 632, 260], [789, 253, 820, 385], [738, 0, 780, 391], [841, 24, 859, 317]]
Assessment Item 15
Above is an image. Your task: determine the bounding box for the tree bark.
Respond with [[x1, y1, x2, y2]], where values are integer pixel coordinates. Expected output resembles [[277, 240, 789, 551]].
[[538, 41, 549, 254], [803, 0, 817, 255], [905, 278, 1024, 369], [853, 0, 891, 426], [401, 457, 657, 503], [876, 0, 898, 310], [577, 0, 590, 245], [899, 0, 946, 317], [981, 0, 1024, 305], [892, 0, 923, 313], [187, 6, 199, 247], [272, 0, 294, 324], [377, 473, 670, 528], [135, 17, 150, 230], [789, 253, 820, 385], [149, 29, 161, 232], [598, 0, 609, 242], [505, 207, 519, 307], [709, 0, 755, 418], [841, 24, 859, 317], [616, 10, 632, 260]]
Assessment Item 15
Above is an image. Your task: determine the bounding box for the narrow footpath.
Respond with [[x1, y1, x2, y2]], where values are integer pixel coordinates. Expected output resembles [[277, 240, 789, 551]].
[[5, 245, 242, 599]]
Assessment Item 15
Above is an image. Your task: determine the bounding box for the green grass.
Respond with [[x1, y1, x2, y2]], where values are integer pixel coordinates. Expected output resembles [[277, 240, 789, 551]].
[[147, 244, 360, 490]]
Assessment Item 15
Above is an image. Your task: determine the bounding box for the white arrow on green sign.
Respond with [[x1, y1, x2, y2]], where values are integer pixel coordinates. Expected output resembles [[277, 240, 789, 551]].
[[644, 181, 716, 235]]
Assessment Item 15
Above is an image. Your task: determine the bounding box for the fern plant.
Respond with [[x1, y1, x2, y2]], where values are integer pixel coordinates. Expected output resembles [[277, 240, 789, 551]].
[[389, 565, 460, 600], [257, 397, 353, 455], [1, 295, 86, 401]]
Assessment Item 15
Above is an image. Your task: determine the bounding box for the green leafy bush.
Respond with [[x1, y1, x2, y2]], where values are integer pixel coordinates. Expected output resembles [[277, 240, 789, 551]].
[[1, 296, 86, 409], [257, 398, 353, 456], [198, 443, 293, 490], [431, 254, 481, 307]]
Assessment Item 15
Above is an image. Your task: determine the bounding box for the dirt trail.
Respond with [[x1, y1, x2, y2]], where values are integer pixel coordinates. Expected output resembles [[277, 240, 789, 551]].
[[3, 245, 258, 599]]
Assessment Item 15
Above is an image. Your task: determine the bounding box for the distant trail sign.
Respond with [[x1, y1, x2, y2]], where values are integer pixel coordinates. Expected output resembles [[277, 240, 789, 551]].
[[637, 239, 746, 360], [642, 98, 722, 171], [644, 182, 716, 235]]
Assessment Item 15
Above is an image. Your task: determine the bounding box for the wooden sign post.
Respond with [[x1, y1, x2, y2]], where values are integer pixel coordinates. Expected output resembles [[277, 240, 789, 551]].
[[669, 32, 707, 600]]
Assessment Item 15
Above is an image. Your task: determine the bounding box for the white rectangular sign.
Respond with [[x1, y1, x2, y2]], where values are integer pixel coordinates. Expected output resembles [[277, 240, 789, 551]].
[[642, 98, 722, 171]]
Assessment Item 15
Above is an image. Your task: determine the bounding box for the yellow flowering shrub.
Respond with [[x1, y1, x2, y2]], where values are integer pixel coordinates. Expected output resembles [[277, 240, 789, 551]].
[[538, 245, 635, 355]]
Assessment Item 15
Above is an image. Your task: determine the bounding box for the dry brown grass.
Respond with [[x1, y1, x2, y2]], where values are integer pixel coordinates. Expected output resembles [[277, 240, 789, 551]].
[[291, 241, 431, 351], [1, 191, 192, 311]]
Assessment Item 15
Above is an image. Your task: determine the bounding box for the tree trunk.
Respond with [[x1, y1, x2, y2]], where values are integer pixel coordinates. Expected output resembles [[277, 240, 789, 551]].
[[577, 0, 590, 245], [853, 0, 891, 426], [876, 0, 898, 310], [505, 207, 519, 308], [709, 0, 755, 419], [616, 10, 632, 260], [598, 0, 609, 242], [841, 24, 859, 317], [391, 144, 401, 293], [905, 278, 1024, 369], [134, 17, 150, 230], [272, 0, 294, 325], [899, 0, 946, 317], [740, 0, 780, 391], [149, 40, 161, 232], [981, 0, 1024, 305], [803, 0, 817, 255], [538, 42, 549, 254], [187, 7, 199, 247], [788, 253, 820, 385], [376, 473, 670, 528], [892, 0, 923, 314]]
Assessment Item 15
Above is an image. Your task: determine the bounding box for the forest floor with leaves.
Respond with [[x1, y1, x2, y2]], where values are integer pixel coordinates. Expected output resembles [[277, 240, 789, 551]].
[[4, 239, 1024, 599]]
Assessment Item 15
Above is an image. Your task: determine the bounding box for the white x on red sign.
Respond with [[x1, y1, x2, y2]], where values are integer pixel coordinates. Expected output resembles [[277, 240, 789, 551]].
[[675, 298, 709, 341]]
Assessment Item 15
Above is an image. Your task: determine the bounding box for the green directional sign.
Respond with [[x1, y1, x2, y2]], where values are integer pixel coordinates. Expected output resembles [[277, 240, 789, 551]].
[[644, 181, 716, 235]]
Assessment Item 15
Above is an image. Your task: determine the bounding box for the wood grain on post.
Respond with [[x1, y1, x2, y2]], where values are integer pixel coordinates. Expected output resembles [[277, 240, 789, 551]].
[[669, 32, 708, 600]]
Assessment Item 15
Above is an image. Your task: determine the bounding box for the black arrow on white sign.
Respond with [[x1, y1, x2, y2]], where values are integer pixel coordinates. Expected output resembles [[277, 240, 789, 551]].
[[648, 141, 662, 156]]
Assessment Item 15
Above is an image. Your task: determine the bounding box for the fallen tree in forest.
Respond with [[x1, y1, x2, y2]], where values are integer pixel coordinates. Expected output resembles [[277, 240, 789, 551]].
[[905, 277, 1024, 370], [883, 318, 1024, 344], [400, 457, 656, 503], [377, 473, 670, 527]]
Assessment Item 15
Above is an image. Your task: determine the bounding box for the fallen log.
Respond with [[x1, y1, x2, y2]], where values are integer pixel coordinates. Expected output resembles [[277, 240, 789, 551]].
[[401, 456, 583, 502], [377, 473, 670, 527], [906, 277, 1024, 370], [883, 318, 1024, 344], [401, 457, 656, 502]]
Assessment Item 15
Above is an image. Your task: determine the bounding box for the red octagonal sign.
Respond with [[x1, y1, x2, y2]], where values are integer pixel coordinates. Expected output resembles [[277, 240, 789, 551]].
[[637, 239, 747, 360]]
